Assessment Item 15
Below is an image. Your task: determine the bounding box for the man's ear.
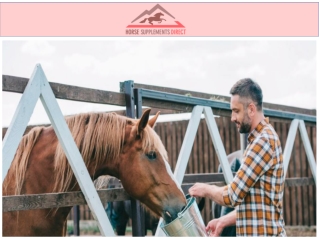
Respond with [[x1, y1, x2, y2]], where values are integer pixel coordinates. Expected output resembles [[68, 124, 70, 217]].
[[148, 111, 160, 128], [137, 109, 151, 135], [248, 102, 256, 116]]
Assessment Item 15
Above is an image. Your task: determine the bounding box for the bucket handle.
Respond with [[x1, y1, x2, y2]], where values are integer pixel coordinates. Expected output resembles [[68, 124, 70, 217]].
[[186, 194, 205, 208]]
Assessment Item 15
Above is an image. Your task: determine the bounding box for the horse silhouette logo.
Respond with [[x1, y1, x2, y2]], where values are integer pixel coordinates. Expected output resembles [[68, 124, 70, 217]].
[[139, 12, 166, 25], [127, 4, 185, 28]]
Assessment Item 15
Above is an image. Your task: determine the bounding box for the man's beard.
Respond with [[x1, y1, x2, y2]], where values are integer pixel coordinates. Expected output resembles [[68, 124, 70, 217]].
[[239, 114, 251, 134]]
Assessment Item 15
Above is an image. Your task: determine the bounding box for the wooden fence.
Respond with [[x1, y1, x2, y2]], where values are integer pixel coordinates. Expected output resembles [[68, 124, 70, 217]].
[[3, 75, 316, 227], [69, 117, 316, 226]]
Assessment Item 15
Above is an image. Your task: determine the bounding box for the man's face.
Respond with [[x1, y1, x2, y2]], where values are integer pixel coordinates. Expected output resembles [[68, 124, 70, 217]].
[[230, 95, 252, 134]]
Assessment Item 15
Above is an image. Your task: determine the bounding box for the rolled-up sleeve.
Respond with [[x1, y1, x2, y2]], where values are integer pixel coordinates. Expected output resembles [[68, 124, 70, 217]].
[[223, 185, 231, 206], [223, 136, 274, 207]]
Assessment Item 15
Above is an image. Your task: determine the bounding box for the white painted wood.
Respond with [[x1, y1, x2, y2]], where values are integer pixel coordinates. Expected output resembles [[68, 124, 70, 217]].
[[2, 65, 41, 182], [298, 120, 316, 184], [174, 105, 204, 183], [38, 65, 114, 236], [3, 64, 114, 236], [155, 105, 204, 237], [283, 119, 299, 178], [203, 107, 233, 184]]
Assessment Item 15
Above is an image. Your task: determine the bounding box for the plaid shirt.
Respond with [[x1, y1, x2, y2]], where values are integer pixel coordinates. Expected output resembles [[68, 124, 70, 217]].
[[223, 118, 286, 236]]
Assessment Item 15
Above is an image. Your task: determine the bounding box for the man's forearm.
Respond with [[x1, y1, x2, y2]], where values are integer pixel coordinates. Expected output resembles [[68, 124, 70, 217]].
[[188, 183, 228, 206], [206, 185, 226, 206], [219, 210, 236, 228]]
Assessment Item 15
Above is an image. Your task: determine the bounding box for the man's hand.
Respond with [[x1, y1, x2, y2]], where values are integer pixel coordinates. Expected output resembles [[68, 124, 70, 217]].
[[207, 210, 237, 236], [189, 183, 226, 206], [206, 218, 224, 237], [188, 183, 211, 198]]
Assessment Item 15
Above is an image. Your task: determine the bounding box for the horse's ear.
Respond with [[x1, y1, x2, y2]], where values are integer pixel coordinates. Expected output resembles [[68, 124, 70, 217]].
[[148, 111, 160, 128], [137, 109, 151, 135]]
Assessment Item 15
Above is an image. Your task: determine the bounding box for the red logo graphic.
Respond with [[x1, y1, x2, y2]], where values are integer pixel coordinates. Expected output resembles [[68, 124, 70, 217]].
[[126, 4, 185, 29]]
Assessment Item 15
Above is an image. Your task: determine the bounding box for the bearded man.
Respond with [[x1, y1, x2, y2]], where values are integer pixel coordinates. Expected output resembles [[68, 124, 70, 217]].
[[189, 78, 286, 237]]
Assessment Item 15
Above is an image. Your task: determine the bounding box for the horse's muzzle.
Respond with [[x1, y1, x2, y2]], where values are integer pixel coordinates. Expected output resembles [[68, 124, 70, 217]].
[[162, 201, 186, 223]]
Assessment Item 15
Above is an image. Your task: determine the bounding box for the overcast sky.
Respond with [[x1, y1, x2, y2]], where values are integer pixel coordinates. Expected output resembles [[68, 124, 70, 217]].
[[2, 40, 316, 126]]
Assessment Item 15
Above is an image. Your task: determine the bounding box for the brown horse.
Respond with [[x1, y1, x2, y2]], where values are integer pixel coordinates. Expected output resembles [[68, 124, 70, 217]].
[[2, 109, 186, 236], [140, 12, 166, 25]]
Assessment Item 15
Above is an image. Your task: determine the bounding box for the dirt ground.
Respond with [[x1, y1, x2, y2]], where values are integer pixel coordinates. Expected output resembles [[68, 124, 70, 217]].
[[69, 225, 316, 237], [285, 226, 316, 237]]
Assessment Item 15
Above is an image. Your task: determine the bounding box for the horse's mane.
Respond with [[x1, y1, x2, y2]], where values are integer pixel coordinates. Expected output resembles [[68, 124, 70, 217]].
[[3, 127, 44, 195], [3, 111, 167, 195], [54, 112, 167, 193], [53, 112, 127, 193]]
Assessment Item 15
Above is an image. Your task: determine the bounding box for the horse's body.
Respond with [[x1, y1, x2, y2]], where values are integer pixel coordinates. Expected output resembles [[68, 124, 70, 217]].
[[140, 12, 166, 25], [3, 110, 186, 236]]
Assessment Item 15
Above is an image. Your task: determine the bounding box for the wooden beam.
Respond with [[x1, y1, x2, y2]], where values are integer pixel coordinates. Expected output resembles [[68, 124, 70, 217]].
[[3, 75, 126, 106], [182, 173, 236, 183], [3, 177, 314, 212], [3, 76, 316, 125], [284, 177, 316, 187], [3, 188, 129, 212], [4, 75, 315, 118]]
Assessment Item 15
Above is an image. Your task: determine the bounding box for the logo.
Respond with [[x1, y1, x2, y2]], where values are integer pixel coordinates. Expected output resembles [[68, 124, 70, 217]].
[[126, 4, 186, 35]]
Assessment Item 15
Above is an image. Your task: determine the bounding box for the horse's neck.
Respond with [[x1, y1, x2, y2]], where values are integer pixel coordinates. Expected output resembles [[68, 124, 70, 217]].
[[7, 125, 120, 195], [3, 126, 122, 236], [17, 127, 59, 195], [3, 127, 72, 236]]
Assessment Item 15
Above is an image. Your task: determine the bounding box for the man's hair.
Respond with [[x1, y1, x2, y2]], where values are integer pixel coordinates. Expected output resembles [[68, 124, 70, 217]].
[[230, 78, 263, 111]]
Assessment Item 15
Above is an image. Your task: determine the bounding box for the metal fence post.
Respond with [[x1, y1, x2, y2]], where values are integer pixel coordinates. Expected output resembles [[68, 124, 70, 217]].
[[73, 205, 80, 236], [123, 80, 145, 237]]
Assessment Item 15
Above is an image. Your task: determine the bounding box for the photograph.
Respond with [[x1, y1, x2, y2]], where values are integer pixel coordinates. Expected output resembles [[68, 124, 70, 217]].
[[2, 39, 316, 237]]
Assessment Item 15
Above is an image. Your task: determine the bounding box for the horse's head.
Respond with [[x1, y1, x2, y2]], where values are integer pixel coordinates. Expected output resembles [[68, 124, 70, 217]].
[[118, 109, 186, 222], [154, 12, 164, 17]]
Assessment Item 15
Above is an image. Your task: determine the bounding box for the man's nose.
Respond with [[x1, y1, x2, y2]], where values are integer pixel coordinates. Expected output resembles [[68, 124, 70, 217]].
[[231, 113, 236, 122]]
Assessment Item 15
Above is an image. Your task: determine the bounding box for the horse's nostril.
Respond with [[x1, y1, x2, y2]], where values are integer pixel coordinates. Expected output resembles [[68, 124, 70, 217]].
[[163, 210, 174, 224], [165, 211, 172, 218]]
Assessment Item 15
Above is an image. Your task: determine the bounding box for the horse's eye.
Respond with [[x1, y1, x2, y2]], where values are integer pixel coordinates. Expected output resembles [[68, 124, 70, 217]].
[[146, 151, 156, 160]]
